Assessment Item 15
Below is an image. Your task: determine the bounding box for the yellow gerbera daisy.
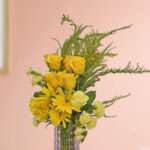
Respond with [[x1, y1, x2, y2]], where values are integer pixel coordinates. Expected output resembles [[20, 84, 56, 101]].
[[52, 88, 80, 114], [49, 109, 71, 128], [52, 95, 80, 114]]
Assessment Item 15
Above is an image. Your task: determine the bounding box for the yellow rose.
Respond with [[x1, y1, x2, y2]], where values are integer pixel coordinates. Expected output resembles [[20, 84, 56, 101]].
[[44, 54, 62, 70], [63, 56, 86, 74], [62, 73, 76, 89], [71, 91, 89, 108], [29, 97, 49, 122], [56, 72, 76, 89], [43, 72, 76, 90], [43, 72, 59, 88], [56, 72, 66, 87]]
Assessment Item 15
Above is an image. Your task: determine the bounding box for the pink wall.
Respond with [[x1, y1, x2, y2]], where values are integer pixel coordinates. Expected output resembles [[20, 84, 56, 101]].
[[0, 0, 150, 150]]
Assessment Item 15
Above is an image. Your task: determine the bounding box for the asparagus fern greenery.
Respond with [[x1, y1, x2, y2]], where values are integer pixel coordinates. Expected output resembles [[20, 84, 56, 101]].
[[27, 14, 150, 143]]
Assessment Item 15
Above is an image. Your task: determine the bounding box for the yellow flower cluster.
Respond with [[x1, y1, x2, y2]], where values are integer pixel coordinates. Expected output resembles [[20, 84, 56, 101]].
[[29, 54, 89, 128], [43, 72, 76, 90], [28, 53, 106, 141]]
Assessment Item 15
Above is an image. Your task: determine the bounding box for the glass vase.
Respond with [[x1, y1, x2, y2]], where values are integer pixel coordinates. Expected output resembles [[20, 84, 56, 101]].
[[54, 126, 80, 150]]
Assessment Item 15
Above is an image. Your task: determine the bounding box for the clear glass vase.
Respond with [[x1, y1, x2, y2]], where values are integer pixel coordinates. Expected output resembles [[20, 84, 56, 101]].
[[54, 126, 80, 150]]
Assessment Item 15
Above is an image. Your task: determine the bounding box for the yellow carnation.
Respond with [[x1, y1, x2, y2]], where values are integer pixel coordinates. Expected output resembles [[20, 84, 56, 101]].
[[74, 127, 86, 136], [71, 91, 89, 108], [87, 118, 97, 129], [93, 101, 105, 118], [44, 54, 62, 70], [29, 97, 49, 122], [79, 111, 91, 125], [63, 56, 86, 74]]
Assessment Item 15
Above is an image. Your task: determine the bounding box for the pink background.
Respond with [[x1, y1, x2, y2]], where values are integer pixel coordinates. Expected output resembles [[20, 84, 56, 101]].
[[0, 0, 150, 150]]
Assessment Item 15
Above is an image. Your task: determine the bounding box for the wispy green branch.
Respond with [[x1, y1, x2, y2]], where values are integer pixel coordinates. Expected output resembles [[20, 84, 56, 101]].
[[103, 93, 131, 108], [99, 62, 150, 76]]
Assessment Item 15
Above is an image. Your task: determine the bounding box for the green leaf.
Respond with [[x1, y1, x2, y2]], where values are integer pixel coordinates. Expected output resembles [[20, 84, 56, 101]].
[[82, 91, 96, 113], [33, 91, 44, 97], [86, 91, 96, 103], [81, 130, 88, 143]]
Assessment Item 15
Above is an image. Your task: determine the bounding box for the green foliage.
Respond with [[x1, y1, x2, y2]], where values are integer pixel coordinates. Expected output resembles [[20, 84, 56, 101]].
[[99, 61, 150, 76], [102, 93, 131, 108], [33, 91, 45, 97], [57, 15, 149, 92], [27, 67, 42, 76], [82, 91, 96, 113]]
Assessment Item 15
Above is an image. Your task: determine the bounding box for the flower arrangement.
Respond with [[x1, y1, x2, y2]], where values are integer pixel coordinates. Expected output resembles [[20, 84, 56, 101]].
[[27, 15, 150, 149]]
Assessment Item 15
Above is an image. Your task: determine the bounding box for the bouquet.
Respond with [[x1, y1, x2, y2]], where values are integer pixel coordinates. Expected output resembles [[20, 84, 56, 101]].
[[27, 15, 150, 150]]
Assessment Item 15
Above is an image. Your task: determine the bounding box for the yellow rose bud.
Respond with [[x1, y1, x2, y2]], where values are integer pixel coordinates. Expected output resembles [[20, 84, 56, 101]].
[[29, 97, 49, 122], [93, 101, 105, 118], [87, 118, 97, 129], [71, 91, 89, 108], [63, 56, 86, 74], [79, 111, 91, 125], [44, 54, 62, 70], [27, 67, 42, 86]]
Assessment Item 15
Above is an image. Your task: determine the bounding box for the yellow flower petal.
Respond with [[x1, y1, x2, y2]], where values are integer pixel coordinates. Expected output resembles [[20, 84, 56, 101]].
[[49, 109, 71, 127], [71, 91, 89, 108], [44, 54, 62, 70], [63, 56, 86, 74], [29, 97, 49, 122]]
